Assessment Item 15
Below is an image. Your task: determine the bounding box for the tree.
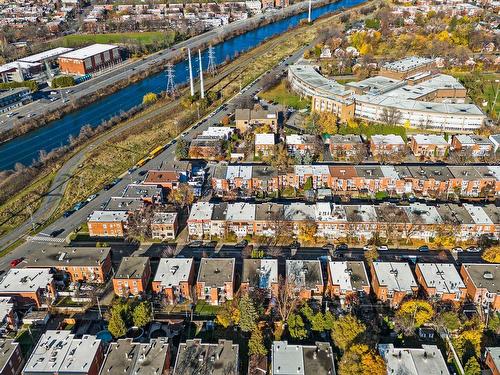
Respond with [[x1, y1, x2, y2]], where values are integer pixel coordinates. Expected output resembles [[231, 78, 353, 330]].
[[126, 205, 155, 241], [339, 344, 386, 375], [317, 112, 338, 135], [487, 312, 500, 335], [216, 299, 240, 328], [464, 357, 481, 375], [287, 313, 307, 339], [434, 311, 461, 332], [168, 183, 194, 211], [395, 300, 434, 336], [107, 302, 131, 338], [175, 139, 189, 159], [297, 221, 317, 245], [274, 276, 300, 323], [238, 294, 258, 332], [132, 301, 152, 328], [379, 107, 402, 126], [142, 92, 158, 105], [248, 327, 267, 356], [269, 144, 291, 173], [482, 246, 500, 263], [364, 248, 379, 265], [331, 315, 366, 351]]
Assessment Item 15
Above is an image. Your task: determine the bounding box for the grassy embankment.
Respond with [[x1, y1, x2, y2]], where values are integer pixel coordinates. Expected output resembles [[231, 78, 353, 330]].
[[59, 31, 177, 47], [52, 9, 342, 218]]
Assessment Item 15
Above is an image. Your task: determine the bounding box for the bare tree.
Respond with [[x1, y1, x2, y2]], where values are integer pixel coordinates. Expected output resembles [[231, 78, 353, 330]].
[[379, 108, 402, 126], [273, 276, 300, 323], [126, 206, 155, 241]]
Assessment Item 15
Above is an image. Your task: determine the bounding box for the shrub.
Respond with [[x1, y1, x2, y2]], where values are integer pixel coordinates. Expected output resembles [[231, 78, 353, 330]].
[[51, 76, 75, 88]]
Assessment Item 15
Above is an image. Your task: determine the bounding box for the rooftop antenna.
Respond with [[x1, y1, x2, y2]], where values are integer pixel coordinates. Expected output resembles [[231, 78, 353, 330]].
[[198, 49, 205, 99], [166, 62, 175, 96], [207, 45, 216, 76], [188, 48, 194, 97], [308, 0, 312, 23]]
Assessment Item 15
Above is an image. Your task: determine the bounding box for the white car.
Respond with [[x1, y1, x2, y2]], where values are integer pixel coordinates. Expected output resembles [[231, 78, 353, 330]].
[[86, 194, 98, 202], [363, 245, 373, 251], [452, 247, 463, 253], [377, 245, 389, 251], [466, 247, 481, 253]]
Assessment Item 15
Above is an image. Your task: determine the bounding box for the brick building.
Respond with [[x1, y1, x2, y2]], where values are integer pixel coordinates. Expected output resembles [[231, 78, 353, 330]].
[[460, 263, 500, 311], [415, 263, 466, 302], [286, 260, 324, 301], [371, 262, 418, 307], [113, 257, 151, 297], [0, 339, 24, 375], [58, 44, 121, 74], [0, 268, 55, 308], [240, 259, 278, 297], [151, 212, 178, 240], [88, 211, 128, 238], [327, 261, 370, 301], [196, 258, 235, 306], [152, 258, 195, 304]]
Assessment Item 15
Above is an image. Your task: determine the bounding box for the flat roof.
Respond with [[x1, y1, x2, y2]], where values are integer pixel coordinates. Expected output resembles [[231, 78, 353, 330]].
[[0, 297, 13, 324], [463, 204, 493, 225], [173, 339, 239, 375], [371, 134, 405, 145], [226, 165, 252, 180], [104, 197, 144, 211], [122, 184, 163, 199], [152, 212, 177, 224], [0, 268, 53, 293], [115, 257, 149, 279], [328, 134, 363, 144], [88, 210, 128, 222], [0, 339, 19, 374], [486, 347, 500, 373], [461, 264, 499, 294], [382, 56, 434, 72], [153, 258, 193, 288], [144, 170, 180, 184], [379, 344, 450, 375], [226, 202, 255, 221], [315, 202, 347, 222], [416, 263, 465, 294], [24, 246, 110, 268], [24, 331, 101, 374], [454, 134, 493, 146], [197, 258, 235, 286], [372, 262, 417, 292], [242, 259, 278, 289], [284, 202, 315, 221], [252, 165, 278, 179], [254, 203, 284, 221], [189, 202, 213, 221], [328, 261, 369, 292], [286, 260, 323, 290], [255, 133, 276, 145], [100, 338, 169, 375], [411, 134, 448, 145], [19, 47, 73, 63], [271, 341, 335, 375], [59, 43, 118, 60]]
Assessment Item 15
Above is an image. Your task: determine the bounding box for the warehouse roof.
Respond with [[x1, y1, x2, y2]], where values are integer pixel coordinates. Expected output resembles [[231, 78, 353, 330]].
[[59, 44, 118, 60], [19, 47, 73, 63]]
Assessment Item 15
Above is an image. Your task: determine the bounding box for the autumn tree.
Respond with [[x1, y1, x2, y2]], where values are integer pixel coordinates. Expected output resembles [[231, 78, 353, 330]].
[[434, 311, 461, 332], [175, 139, 189, 159], [464, 357, 481, 375], [364, 248, 379, 265], [238, 294, 259, 332], [216, 299, 240, 328], [273, 276, 300, 323], [168, 183, 194, 212], [339, 344, 386, 375], [126, 205, 155, 241], [317, 112, 338, 135], [482, 246, 500, 263], [297, 221, 317, 245], [269, 144, 292, 173], [132, 301, 152, 328], [331, 315, 366, 351], [248, 327, 267, 356], [395, 300, 435, 336], [287, 313, 307, 339]]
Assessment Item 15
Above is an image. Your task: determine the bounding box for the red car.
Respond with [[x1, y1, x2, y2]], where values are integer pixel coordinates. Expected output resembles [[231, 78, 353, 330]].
[[10, 258, 23, 267]]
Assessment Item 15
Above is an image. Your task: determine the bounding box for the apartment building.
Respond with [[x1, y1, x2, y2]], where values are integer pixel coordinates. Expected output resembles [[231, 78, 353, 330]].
[[255, 133, 276, 157], [23, 331, 104, 375], [371, 262, 418, 307], [409, 134, 449, 159], [24, 246, 112, 283], [121, 183, 164, 204], [143, 170, 185, 190], [452, 134, 494, 156], [187, 202, 213, 240], [378, 344, 450, 375], [0, 268, 55, 308], [0, 297, 16, 331], [87, 211, 129, 238], [327, 261, 370, 300], [172, 339, 239, 375], [0, 339, 23, 375], [151, 212, 178, 240], [285, 134, 317, 155], [485, 347, 500, 375], [235, 109, 278, 133], [286, 260, 324, 301], [152, 258, 195, 304], [240, 259, 279, 297], [271, 341, 335, 375], [370, 134, 406, 157], [113, 257, 151, 297], [415, 263, 466, 302], [99, 338, 170, 375], [327, 134, 364, 159], [460, 264, 500, 310], [196, 258, 235, 306]]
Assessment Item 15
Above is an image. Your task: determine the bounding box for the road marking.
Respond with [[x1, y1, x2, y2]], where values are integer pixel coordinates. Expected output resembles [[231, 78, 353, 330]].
[[27, 235, 66, 243]]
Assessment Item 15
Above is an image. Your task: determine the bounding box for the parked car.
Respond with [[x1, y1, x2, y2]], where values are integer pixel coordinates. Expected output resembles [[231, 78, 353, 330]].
[[452, 247, 463, 252], [418, 245, 429, 252], [50, 229, 64, 237], [466, 247, 481, 253], [377, 245, 389, 251], [63, 210, 75, 218], [363, 245, 373, 251], [103, 184, 113, 191], [86, 194, 98, 202], [188, 241, 203, 247], [235, 240, 248, 248], [337, 243, 349, 251], [72, 201, 87, 211], [10, 258, 24, 267]]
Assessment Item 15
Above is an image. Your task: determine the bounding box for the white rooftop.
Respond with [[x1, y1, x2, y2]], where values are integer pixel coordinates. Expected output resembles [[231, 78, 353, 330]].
[[188, 202, 213, 221], [24, 331, 101, 374], [153, 258, 193, 288], [416, 263, 465, 295], [152, 212, 177, 224], [201, 126, 234, 139], [328, 261, 369, 293], [226, 165, 252, 180], [380, 165, 400, 180], [463, 204, 493, 225], [405, 203, 443, 225], [226, 202, 255, 221], [286, 134, 307, 145], [284, 202, 315, 221], [0, 268, 53, 293], [382, 56, 434, 72], [315, 202, 347, 222], [272, 341, 305, 375], [19, 47, 73, 63], [88, 210, 128, 222], [294, 165, 330, 176], [0, 297, 13, 324], [372, 262, 417, 292], [379, 344, 450, 375], [412, 134, 448, 145], [255, 133, 276, 145], [59, 44, 118, 60], [371, 134, 405, 145]]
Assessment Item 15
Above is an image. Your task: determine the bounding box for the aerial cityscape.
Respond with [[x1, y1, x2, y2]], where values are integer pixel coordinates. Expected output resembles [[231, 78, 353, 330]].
[[0, 0, 499, 373]]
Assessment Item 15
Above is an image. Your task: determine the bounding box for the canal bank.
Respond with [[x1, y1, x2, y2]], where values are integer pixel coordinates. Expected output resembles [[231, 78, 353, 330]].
[[0, 0, 367, 171]]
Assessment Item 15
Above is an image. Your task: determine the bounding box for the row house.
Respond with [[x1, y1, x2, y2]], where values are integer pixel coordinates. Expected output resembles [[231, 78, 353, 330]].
[[112, 257, 151, 298], [210, 163, 500, 199], [0, 268, 56, 308], [327, 261, 370, 303], [415, 263, 466, 302], [285, 134, 318, 155], [187, 202, 500, 241], [370, 262, 419, 307], [240, 259, 279, 297], [286, 260, 324, 301], [152, 258, 195, 304], [271, 341, 335, 375], [196, 258, 235, 306], [460, 263, 500, 311], [409, 134, 449, 159], [452, 134, 494, 157], [24, 246, 112, 284]]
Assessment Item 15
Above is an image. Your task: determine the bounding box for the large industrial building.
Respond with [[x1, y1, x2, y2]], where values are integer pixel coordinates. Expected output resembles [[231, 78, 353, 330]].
[[58, 43, 121, 75], [288, 57, 486, 132]]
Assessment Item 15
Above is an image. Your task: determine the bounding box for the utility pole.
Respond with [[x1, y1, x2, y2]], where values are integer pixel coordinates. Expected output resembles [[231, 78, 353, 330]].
[[198, 49, 205, 99], [308, 0, 312, 23], [188, 48, 194, 97], [166, 63, 175, 96], [207, 45, 216, 76]]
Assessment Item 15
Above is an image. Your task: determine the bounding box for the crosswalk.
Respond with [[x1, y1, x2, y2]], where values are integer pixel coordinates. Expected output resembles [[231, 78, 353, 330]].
[[27, 235, 66, 244]]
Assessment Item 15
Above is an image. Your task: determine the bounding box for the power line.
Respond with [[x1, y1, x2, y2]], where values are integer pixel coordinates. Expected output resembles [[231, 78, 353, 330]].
[[207, 45, 216, 77], [166, 63, 175, 96]]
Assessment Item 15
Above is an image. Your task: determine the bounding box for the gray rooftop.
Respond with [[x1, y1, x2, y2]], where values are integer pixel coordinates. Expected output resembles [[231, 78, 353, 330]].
[[115, 257, 149, 279], [24, 246, 110, 268], [328, 261, 369, 293], [242, 259, 278, 289], [252, 165, 279, 179], [379, 344, 449, 375], [382, 56, 434, 72], [407, 165, 453, 182], [486, 347, 500, 373], [271, 341, 335, 375], [197, 258, 235, 286], [100, 338, 169, 375], [153, 258, 193, 288], [173, 339, 239, 375], [0, 339, 19, 374], [372, 262, 418, 293], [286, 260, 323, 290], [328, 134, 363, 145], [461, 264, 500, 294], [104, 197, 144, 211], [255, 203, 284, 222], [122, 184, 163, 200], [416, 263, 465, 295]]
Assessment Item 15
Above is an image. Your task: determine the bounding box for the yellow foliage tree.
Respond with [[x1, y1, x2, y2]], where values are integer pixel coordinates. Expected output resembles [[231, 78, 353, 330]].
[[142, 92, 158, 105], [317, 112, 338, 135], [359, 43, 373, 55], [397, 300, 435, 327], [215, 299, 240, 328], [331, 315, 366, 352], [339, 344, 386, 375], [297, 222, 317, 245], [482, 246, 500, 263]]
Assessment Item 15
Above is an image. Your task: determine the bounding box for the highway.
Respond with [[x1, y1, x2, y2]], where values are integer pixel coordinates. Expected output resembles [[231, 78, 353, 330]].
[[0, 0, 317, 133], [0, 44, 304, 272]]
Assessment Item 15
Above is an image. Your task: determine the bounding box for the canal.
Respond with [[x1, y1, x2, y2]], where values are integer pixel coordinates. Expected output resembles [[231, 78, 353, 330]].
[[0, 0, 365, 171]]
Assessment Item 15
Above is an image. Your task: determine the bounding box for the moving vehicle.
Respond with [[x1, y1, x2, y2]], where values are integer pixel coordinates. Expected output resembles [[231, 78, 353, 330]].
[[377, 245, 389, 251], [337, 243, 348, 251], [10, 258, 24, 267], [418, 245, 429, 252]]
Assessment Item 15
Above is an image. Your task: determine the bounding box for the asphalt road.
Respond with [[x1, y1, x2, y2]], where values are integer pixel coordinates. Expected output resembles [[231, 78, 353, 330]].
[[0, 0, 315, 132], [0, 46, 303, 271]]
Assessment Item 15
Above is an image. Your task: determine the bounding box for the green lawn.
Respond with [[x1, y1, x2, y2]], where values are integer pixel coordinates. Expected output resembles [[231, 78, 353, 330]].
[[195, 301, 220, 316], [261, 81, 310, 110], [339, 122, 407, 141], [60, 31, 177, 47]]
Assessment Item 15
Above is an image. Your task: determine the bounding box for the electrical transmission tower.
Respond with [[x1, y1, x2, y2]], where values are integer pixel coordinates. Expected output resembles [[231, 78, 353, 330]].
[[166, 63, 175, 96], [207, 45, 216, 76]]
